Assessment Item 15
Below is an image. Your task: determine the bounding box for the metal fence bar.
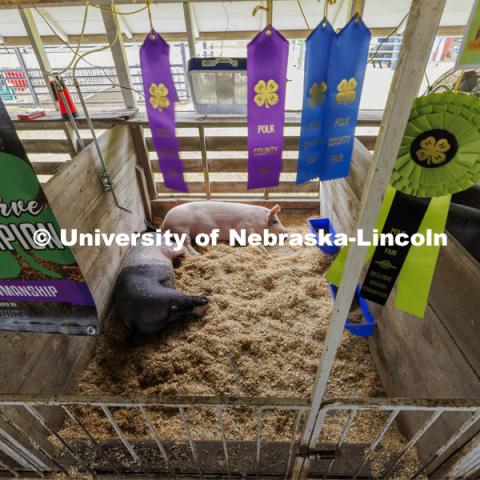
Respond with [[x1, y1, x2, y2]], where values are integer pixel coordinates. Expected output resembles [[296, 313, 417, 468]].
[[24, 405, 95, 477], [338, 408, 358, 447], [14, 48, 40, 105], [100, 405, 140, 464], [256, 407, 262, 478], [139, 406, 172, 474], [381, 409, 444, 479], [62, 406, 124, 478], [0, 457, 20, 478], [0, 61, 190, 107], [285, 409, 303, 480], [411, 410, 480, 479], [178, 406, 202, 476], [0, 394, 310, 409], [216, 406, 231, 479], [0, 398, 473, 478], [0, 426, 45, 477], [0, 409, 67, 475], [323, 408, 358, 479], [353, 410, 399, 480], [462, 450, 480, 479]]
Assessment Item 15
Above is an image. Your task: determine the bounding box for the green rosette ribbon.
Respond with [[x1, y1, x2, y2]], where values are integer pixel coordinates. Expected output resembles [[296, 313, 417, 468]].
[[327, 92, 480, 318]]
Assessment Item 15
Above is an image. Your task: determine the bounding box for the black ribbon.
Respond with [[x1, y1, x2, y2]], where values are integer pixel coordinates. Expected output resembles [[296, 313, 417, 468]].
[[360, 191, 431, 305]]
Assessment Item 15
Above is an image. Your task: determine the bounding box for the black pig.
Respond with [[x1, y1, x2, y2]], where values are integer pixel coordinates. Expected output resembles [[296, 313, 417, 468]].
[[114, 236, 208, 341]]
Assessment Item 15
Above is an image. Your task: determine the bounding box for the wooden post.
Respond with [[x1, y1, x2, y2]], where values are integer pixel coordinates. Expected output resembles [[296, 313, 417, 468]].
[[19, 7, 80, 156], [184, 1, 211, 199], [100, 6, 136, 109], [292, 1, 446, 478], [100, 5, 157, 213]]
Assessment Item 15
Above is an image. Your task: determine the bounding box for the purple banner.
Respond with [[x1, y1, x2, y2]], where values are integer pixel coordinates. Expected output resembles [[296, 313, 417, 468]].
[[0, 280, 95, 306], [140, 31, 187, 192], [247, 27, 289, 189]]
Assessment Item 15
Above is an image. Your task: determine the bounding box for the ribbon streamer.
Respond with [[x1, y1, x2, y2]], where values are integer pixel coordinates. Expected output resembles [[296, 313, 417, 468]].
[[296, 15, 370, 183], [359, 192, 431, 304], [297, 21, 336, 184], [140, 31, 187, 192], [326, 186, 452, 318], [247, 26, 289, 189], [320, 15, 370, 180], [394, 194, 451, 317]]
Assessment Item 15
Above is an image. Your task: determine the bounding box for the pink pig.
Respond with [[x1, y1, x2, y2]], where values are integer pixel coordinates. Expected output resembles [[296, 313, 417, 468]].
[[161, 201, 287, 254]]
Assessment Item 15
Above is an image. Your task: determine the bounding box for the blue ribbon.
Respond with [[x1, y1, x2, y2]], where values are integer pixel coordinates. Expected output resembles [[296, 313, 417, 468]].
[[297, 16, 371, 182], [296, 21, 336, 184], [322, 16, 370, 180]]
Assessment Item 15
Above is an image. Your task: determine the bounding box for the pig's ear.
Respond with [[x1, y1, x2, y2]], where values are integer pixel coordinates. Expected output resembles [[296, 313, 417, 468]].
[[269, 204, 281, 216]]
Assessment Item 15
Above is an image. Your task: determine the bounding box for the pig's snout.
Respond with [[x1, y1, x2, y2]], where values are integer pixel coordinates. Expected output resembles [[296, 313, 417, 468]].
[[193, 296, 209, 316]]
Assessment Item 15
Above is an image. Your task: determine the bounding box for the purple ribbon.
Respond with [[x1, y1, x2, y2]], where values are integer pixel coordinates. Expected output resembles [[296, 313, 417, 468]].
[[247, 27, 289, 189], [0, 280, 95, 306], [140, 31, 187, 192]]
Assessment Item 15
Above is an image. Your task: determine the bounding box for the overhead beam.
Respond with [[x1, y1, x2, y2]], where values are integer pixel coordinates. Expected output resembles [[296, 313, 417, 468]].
[[191, 4, 200, 39], [0, 26, 465, 47], [36, 7, 68, 42]]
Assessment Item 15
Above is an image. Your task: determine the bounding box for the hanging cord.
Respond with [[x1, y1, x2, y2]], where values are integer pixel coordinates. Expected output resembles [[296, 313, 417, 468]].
[[36, 3, 144, 99], [424, 71, 431, 92], [368, 12, 408, 64], [146, 0, 155, 39], [296, 0, 310, 30], [90, 1, 150, 15], [252, 0, 272, 35], [71, 8, 121, 79], [71, 0, 132, 213], [34, 3, 89, 77], [219, 1, 229, 57], [323, 0, 336, 25], [354, 0, 362, 22]]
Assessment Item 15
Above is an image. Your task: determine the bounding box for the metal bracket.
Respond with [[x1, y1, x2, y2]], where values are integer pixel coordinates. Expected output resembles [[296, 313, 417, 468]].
[[296, 445, 338, 461], [99, 170, 113, 193], [72, 79, 132, 213]]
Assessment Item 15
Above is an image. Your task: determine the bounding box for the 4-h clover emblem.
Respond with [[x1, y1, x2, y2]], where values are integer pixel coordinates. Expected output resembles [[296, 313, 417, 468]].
[[415, 136, 451, 166], [308, 82, 327, 108], [0, 153, 75, 279], [149, 83, 170, 111], [336, 78, 357, 105], [254, 79, 279, 108]]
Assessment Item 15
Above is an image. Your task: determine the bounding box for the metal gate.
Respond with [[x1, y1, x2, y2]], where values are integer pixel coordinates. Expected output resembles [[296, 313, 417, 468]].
[[0, 395, 478, 479]]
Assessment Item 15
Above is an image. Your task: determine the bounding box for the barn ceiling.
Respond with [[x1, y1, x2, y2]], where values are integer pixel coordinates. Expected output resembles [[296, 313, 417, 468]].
[[0, 0, 474, 41]]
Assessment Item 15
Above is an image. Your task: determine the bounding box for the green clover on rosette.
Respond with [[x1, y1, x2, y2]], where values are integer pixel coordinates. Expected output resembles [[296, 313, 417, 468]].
[[0, 152, 75, 279]]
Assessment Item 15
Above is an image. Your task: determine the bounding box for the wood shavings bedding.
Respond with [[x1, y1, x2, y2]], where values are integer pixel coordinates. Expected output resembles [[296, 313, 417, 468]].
[[57, 213, 423, 478]]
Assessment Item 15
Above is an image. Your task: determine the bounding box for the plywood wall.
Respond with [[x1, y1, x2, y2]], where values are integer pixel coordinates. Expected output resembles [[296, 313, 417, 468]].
[[0, 125, 146, 397], [320, 141, 480, 473]]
